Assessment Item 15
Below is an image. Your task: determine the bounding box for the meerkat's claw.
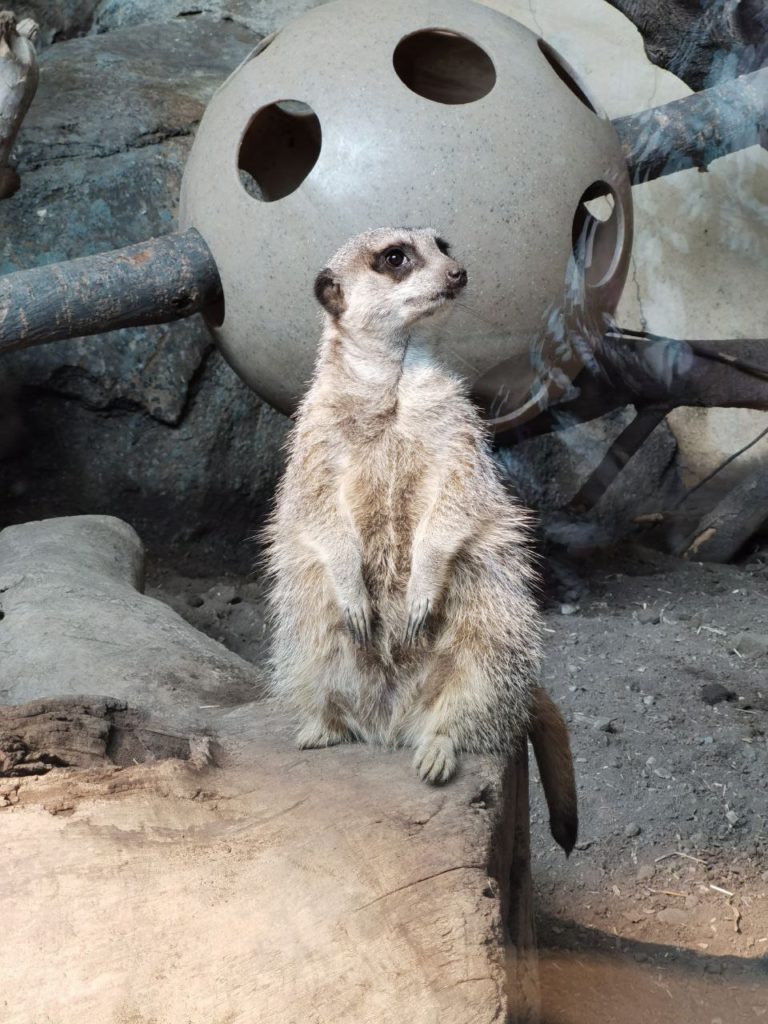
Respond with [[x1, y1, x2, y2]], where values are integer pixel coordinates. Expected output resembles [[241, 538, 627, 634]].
[[404, 596, 431, 644], [414, 735, 457, 785], [344, 604, 372, 647]]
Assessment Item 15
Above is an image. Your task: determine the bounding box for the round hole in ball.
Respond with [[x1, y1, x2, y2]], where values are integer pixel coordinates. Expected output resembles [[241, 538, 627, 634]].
[[538, 39, 599, 115], [238, 100, 322, 203], [393, 29, 496, 104], [572, 182, 623, 289]]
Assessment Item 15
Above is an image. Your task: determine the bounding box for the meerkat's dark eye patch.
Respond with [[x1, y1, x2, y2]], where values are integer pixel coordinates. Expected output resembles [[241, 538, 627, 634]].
[[435, 237, 451, 255], [371, 243, 420, 279]]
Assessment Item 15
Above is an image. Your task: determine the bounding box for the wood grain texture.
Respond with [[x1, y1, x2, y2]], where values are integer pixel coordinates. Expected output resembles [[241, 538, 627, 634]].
[[0, 227, 222, 351]]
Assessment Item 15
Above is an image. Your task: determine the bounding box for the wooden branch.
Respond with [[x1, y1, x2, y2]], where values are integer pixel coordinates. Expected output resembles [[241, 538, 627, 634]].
[[0, 11, 38, 200], [613, 68, 768, 183], [677, 465, 768, 562], [494, 328, 768, 447], [0, 229, 223, 353]]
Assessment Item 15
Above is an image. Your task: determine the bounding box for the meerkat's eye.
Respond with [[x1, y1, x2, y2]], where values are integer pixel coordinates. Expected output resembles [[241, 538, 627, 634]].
[[384, 248, 407, 268]]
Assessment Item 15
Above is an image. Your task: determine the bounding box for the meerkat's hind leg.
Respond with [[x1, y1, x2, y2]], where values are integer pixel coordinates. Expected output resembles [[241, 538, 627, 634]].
[[413, 734, 458, 785], [295, 691, 358, 750], [296, 718, 354, 749]]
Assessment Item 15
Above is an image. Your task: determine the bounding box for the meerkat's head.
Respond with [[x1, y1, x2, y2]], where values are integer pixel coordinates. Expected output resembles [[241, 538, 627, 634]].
[[314, 228, 467, 335]]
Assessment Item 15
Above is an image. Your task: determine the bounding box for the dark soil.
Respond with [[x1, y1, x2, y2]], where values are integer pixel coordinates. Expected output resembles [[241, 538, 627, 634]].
[[146, 542, 768, 1023]]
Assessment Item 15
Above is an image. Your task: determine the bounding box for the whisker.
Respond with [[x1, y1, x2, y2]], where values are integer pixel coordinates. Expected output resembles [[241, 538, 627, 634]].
[[453, 300, 503, 330]]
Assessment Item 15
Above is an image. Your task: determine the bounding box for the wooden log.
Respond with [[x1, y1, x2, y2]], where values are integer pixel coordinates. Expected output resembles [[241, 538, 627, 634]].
[[677, 465, 768, 562], [495, 328, 768, 446], [613, 68, 768, 183], [0, 11, 38, 200], [0, 695, 196, 776], [0, 228, 223, 353]]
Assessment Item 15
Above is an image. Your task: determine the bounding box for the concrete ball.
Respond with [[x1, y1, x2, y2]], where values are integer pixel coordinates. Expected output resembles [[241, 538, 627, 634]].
[[180, 0, 632, 429]]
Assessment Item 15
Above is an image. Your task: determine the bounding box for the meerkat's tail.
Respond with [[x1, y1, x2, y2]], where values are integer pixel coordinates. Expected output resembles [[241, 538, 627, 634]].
[[528, 686, 578, 856]]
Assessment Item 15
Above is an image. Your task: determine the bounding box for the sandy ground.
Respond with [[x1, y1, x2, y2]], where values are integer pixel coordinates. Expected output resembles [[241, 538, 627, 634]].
[[147, 541, 768, 1023]]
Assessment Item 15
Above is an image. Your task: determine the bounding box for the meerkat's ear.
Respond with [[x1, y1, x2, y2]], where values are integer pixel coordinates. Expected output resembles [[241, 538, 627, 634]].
[[314, 269, 345, 318]]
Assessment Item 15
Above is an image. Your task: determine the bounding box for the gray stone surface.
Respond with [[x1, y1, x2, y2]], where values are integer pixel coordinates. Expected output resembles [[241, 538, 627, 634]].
[[0, 515, 264, 722], [13, 1, 98, 49], [94, 0, 327, 36]]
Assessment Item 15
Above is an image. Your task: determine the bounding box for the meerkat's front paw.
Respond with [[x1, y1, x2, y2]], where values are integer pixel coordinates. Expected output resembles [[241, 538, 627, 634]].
[[296, 719, 351, 750], [343, 599, 373, 648], [404, 595, 432, 644], [414, 735, 457, 785]]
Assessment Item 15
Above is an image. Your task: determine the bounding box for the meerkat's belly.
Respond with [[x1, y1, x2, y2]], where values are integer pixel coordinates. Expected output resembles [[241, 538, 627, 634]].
[[342, 433, 427, 604]]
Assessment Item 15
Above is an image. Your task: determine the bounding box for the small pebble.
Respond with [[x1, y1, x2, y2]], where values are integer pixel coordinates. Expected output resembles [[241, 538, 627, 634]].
[[654, 767, 672, 780], [593, 717, 614, 733], [624, 822, 641, 838], [637, 608, 661, 625], [725, 809, 740, 826], [560, 603, 579, 616], [187, 594, 204, 608], [643, 695, 656, 706]]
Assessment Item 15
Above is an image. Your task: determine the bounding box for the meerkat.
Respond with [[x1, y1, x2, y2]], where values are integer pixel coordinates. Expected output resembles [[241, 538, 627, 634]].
[[263, 227, 577, 853]]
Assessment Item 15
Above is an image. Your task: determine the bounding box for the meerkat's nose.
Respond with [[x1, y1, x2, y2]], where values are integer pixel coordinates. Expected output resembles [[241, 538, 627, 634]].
[[446, 265, 468, 289]]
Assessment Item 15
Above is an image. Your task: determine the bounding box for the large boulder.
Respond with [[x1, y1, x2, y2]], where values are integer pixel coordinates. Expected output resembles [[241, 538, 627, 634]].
[[93, 0, 328, 36], [12, 1, 98, 48]]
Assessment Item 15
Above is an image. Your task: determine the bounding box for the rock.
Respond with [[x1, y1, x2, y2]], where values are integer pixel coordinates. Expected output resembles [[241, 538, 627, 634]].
[[624, 822, 642, 837], [637, 864, 654, 882], [732, 632, 768, 657], [656, 907, 688, 927], [700, 682, 736, 705], [643, 695, 656, 706], [13, 1, 97, 48], [593, 717, 615, 733], [0, 516, 263, 723], [637, 607, 661, 624], [653, 767, 672, 779], [94, 0, 326, 36], [725, 809, 740, 826], [14, 19, 258, 171], [559, 603, 579, 616]]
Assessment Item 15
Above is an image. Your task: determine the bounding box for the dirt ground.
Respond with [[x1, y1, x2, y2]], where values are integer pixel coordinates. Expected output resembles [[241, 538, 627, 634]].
[[146, 540, 768, 1023]]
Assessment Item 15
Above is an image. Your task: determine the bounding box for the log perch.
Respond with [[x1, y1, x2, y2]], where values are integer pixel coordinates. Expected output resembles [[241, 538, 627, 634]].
[[677, 466, 768, 562], [0, 228, 223, 353], [614, 68, 768, 183], [0, 11, 38, 200]]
